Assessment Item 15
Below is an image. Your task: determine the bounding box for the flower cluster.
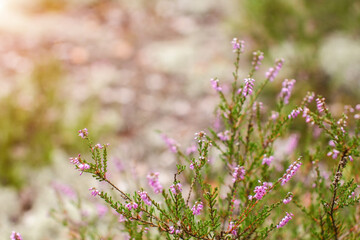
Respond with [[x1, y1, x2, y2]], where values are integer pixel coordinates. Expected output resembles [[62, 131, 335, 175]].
[[170, 183, 183, 195], [147, 172, 163, 194], [125, 202, 138, 211], [262, 155, 274, 166], [277, 212, 294, 228], [279, 79, 296, 104], [161, 134, 178, 153], [251, 51, 264, 70], [281, 161, 302, 186], [10, 232, 23, 240], [78, 128, 88, 139], [89, 187, 100, 196], [169, 225, 182, 235], [138, 191, 152, 206], [228, 221, 237, 236], [283, 194, 293, 204], [191, 201, 203, 215], [232, 165, 245, 182], [327, 149, 340, 159], [288, 107, 302, 119], [231, 38, 245, 53], [316, 97, 326, 113], [249, 181, 272, 200], [217, 130, 230, 141], [210, 78, 222, 92], [69, 154, 90, 175], [265, 58, 284, 82], [242, 78, 255, 97]]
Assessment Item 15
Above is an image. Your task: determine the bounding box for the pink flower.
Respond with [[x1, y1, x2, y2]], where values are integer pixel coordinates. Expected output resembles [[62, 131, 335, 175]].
[[161, 134, 178, 153], [251, 181, 272, 200], [217, 130, 230, 141], [316, 97, 326, 113], [349, 155, 354, 162], [327, 149, 340, 159], [89, 187, 100, 196], [262, 155, 274, 166], [232, 165, 245, 182], [281, 160, 302, 186], [210, 78, 222, 92], [288, 107, 302, 119], [277, 212, 294, 228], [265, 58, 284, 82], [170, 183, 183, 195], [78, 163, 90, 175], [10, 232, 23, 240], [191, 201, 203, 215], [138, 191, 152, 206], [147, 172, 163, 194], [228, 221, 237, 236], [279, 79, 296, 104], [283, 194, 293, 204], [125, 202, 138, 211], [78, 128, 88, 139], [169, 226, 175, 234], [252, 51, 264, 70], [242, 78, 255, 97], [231, 38, 245, 53]]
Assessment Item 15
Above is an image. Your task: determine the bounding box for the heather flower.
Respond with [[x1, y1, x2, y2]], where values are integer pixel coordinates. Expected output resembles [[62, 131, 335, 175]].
[[170, 183, 183, 195], [194, 131, 207, 142], [78, 163, 90, 175], [118, 214, 126, 223], [283, 194, 293, 204], [147, 172, 163, 194], [262, 155, 274, 166], [228, 221, 237, 236], [169, 226, 175, 234], [303, 91, 315, 103], [232, 165, 245, 182], [191, 201, 203, 215], [249, 181, 272, 200], [138, 191, 152, 206], [288, 107, 302, 119], [10, 232, 23, 240], [210, 78, 222, 92], [316, 97, 326, 113], [349, 155, 354, 162], [349, 192, 356, 199], [161, 134, 178, 153], [78, 128, 88, 139], [96, 204, 108, 218], [125, 202, 138, 211], [89, 187, 100, 196], [69, 154, 81, 165], [186, 144, 197, 155], [231, 38, 245, 53], [242, 78, 255, 97], [277, 212, 294, 228], [327, 149, 340, 159], [252, 51, 264, 70], [279, 79, 296, 104], [217, 130, 230, 141], [271, 111, 279, 120], [265, 58, 284, 82], [281, 160, 302, 186]]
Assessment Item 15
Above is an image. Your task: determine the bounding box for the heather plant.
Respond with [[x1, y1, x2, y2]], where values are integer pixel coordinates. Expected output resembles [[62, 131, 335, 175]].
[[65, 38, 360, 240]]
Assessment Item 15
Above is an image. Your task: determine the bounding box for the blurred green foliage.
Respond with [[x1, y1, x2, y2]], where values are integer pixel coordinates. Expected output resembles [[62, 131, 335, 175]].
[[231, 0, 360, 100]]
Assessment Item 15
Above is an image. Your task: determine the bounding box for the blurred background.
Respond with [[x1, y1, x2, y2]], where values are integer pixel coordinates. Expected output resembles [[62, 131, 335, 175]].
[[0, 0, 359, 239]]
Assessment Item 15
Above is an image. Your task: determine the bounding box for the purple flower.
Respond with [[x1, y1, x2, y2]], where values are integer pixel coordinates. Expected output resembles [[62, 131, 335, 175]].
[[147, 172, 163, 194], [277, 212, 294, 228], [161, 134, 178, 153], [288, 107, 302, 119], [231, 38, 245, 53], [262, 155, 274, 166], [170, 183, 183, 195], [78, 163, 90, 175], [10, 232, 23, 240], [327, 149, 340, 159], [138, 191, 152, 206], [210, 78, 222, 92], [316, 97, 326, 113], [191, 201, 203, 215], [250, 181, 272, 200], [242, 78, 255, 97], [349, 155, 354, 162], [283, 194, 293, 204], [89, 187, 100, 196], [169, 226, 175, 234], [228, 221, 237, 236], [279, 79, 296, 104], [281, 160, 302, 186], [252, 51, 264, 70], [217, 130, 230, 141], [265, 58, 284, 82], [232, 165, 245, 182], [125, 202, 138, 211], [78, 128, 88, 139]]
